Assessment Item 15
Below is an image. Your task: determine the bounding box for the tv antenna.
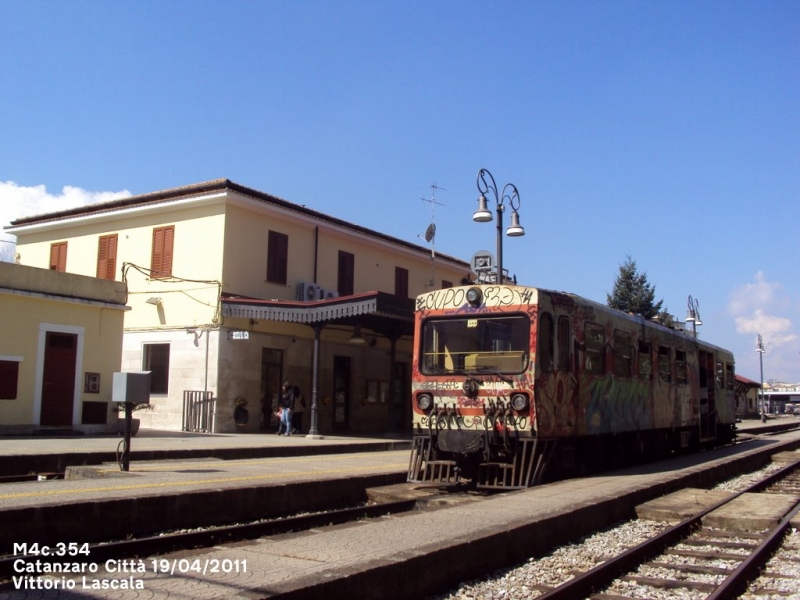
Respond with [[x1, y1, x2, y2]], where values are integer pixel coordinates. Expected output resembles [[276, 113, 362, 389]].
[[419, 184, 446, 286]]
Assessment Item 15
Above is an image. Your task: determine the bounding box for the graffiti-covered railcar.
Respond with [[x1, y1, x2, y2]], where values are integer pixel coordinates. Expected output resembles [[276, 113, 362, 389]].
[[407, 284, 736, 489]]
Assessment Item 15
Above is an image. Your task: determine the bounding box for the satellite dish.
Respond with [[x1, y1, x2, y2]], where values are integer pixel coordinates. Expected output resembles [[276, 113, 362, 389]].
[[424, 223, 436, 243]]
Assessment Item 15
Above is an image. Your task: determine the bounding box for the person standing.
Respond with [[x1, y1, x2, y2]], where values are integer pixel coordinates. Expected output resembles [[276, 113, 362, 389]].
[[278, 382, 295, 436], [291, 386, 305, 434]]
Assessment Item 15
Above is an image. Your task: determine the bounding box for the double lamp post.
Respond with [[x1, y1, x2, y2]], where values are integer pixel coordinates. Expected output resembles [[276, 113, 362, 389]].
[[472, 168, 524, 283]]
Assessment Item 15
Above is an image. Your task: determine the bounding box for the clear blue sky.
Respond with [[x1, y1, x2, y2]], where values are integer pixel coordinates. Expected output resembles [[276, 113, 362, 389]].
[[1, 0, 798, 383]]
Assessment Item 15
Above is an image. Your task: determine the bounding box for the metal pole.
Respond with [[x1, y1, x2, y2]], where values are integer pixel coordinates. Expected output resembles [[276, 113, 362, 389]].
[[496, 203, 503, 284], [307, 323, 324, 439]]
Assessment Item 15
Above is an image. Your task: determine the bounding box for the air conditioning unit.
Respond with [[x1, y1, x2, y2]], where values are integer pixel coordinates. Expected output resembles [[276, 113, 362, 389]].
[[323, 290, 339, 299], [296, 281, 321, 302]]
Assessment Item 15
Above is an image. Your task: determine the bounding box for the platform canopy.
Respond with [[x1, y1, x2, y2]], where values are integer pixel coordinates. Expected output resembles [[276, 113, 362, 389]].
[[222, 290, 415, 339]]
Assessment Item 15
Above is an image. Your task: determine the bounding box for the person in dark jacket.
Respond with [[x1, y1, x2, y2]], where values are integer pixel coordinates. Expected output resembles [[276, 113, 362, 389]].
[[277, 382, 295, 436]]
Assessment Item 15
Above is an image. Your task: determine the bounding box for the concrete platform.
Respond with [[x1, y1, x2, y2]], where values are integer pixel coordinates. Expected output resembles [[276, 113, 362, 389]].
[[0, 428, 412, 476], [635, 488, 733, 521], [771, 449, 800, 465], [702, 491, 800, 532]]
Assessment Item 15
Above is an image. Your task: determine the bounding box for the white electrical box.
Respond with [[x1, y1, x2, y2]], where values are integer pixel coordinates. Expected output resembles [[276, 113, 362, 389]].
[[112, 372, 152, 404]]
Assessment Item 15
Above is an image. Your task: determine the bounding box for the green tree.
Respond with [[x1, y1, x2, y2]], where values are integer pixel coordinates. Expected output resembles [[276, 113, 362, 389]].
[[607, 255, 664, 320]]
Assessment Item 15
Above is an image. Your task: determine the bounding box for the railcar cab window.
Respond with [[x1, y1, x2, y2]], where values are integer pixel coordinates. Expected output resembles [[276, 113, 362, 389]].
[[584, 323, 605, 375], [538, 313, 554, 373], [420, 314, 529, 375]]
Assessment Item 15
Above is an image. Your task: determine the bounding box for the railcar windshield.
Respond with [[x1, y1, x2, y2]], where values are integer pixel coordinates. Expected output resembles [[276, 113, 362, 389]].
[[420, 314, 530, 375]]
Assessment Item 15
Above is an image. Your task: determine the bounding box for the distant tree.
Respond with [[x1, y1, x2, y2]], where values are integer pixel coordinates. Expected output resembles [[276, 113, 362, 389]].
[[607, 255, 664, 320]]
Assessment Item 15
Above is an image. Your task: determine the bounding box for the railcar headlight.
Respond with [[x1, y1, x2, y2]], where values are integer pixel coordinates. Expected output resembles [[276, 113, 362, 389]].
[[510, 393, 529, 412], [465, 287, 483, 307], [417, 393, 434, 412]]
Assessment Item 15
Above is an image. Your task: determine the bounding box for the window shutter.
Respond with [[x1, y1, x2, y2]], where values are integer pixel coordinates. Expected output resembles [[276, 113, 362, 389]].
[[49, 242, 67, 271], [151, 226, 174, 278], [97, 234, 118, 280], [266, 231, 288, 285]]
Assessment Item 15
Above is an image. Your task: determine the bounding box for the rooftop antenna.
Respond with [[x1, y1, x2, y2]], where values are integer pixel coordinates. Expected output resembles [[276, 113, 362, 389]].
[[419, 184, 446, 286]]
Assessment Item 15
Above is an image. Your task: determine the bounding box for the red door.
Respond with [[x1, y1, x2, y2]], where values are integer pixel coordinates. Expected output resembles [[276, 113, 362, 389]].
[[40, 332, 77, 427]]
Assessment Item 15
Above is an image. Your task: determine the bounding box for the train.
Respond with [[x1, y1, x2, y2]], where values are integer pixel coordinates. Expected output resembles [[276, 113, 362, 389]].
[[407, 283, 736, 489]]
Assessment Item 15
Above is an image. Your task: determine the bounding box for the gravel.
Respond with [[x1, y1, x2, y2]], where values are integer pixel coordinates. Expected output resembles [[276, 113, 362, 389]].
[[431, 464, 800, 600]]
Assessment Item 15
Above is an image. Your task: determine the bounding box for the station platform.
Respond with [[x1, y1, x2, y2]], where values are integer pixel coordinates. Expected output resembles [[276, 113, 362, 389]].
[[1, 420, 799, 599], [0, 428, 412, 476]]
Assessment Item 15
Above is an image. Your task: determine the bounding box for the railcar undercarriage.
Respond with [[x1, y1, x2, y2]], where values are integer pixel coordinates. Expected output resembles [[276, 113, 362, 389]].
[[407, 430, 557, 489], [408, 422, 737, 489]]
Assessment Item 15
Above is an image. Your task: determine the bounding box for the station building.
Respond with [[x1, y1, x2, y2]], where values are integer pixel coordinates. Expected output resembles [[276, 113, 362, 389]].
[[6, 179, 469, 434]]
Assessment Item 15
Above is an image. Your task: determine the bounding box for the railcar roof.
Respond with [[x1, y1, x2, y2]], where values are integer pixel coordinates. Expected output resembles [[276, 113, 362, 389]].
[[418, 283, 734, 357]]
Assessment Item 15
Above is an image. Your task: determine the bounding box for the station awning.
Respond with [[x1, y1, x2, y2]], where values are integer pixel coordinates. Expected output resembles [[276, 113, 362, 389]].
[[221, 291, 415, 337]]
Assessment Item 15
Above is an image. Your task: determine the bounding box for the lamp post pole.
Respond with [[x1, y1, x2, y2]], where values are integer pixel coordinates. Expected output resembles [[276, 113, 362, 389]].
[[756, 334, 766, 419], [472, 169, 524, 283]]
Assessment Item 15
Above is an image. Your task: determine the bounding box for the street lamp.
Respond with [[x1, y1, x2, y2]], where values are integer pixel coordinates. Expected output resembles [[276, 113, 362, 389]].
[[473, 168, 524, 284], [756, 333, 766, 419], [684, 295, 702, 338]]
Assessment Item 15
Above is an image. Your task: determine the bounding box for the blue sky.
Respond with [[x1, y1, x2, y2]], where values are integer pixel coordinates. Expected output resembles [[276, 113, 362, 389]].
[[1, 1, 798, 383]]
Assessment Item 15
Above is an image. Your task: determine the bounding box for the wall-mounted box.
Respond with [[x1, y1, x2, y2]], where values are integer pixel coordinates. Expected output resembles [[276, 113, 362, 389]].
[[112, 371, 152, 404]]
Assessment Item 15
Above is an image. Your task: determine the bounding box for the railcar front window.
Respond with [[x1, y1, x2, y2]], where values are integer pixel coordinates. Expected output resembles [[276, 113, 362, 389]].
[[421, 315, 529, 374]]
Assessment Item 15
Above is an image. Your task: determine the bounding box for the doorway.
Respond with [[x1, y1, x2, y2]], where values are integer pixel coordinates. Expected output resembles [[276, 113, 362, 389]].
[[260, 348, 283, 431], [40, 332, 78, 427], [332, 355, 350, 431]]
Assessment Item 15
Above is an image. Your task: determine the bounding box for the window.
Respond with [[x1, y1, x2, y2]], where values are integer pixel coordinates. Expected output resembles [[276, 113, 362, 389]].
[[557, 317, 571, 371], [151, 226, 175, 278], [675, 350, 688, 384], [585, 323, 605, 375], [96, 234, 118, 280], [420, 315, 530, 374], [0, 359, 21, 399], [726, 363, 734, 390], [716, 361, 725, 390], [658, 346, 671, 383], [538, 313, 554, 373], [638, 342, 652, 380], [395, 267, 409, 298], [266, 230, 288, 285], [613, 331, 632, 377], [143, 343, 170, 395], [338, 251, 354, 296], [49, 242, 67, 271]]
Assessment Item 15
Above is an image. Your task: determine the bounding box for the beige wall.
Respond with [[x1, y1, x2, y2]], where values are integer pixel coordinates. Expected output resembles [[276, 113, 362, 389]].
[[221, 198, 467, 301], [0, 263, 127, 433]]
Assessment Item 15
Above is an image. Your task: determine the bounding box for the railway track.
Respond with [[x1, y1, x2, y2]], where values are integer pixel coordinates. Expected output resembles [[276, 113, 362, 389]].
[[0, 497, 416, 583], [532, 457, 800, 600]]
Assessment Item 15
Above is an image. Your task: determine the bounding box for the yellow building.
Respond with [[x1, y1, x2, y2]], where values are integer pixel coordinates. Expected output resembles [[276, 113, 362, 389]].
[[0, 262, 128, 434], [6, 179, 470, 434]]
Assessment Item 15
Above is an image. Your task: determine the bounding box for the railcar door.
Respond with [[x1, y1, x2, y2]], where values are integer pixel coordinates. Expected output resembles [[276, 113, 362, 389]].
[[698, 351, 716, 440]]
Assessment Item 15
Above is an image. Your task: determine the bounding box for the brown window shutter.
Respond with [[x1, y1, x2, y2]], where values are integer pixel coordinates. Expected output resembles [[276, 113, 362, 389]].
[[50, 242, 67, 271], [338, 251, 354, 296], [97, 234, 118, 280], [266, 230, 288, 285], [162, 226, 174, 277], [151, 226, 174, 278], [0, 361, 19, 399]]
